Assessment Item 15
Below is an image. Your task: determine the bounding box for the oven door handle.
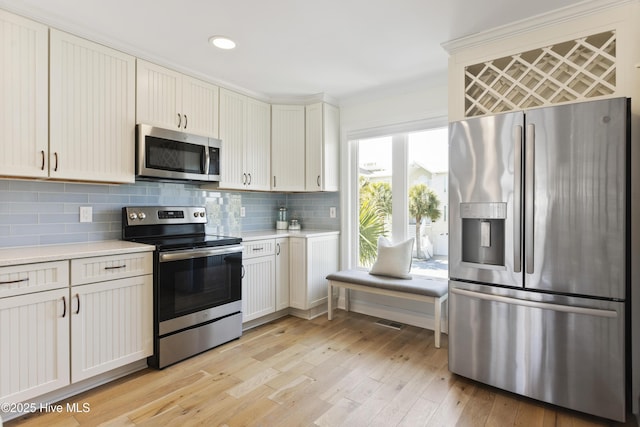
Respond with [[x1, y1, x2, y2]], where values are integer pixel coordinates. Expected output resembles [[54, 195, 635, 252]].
[[159, 245, 243, 263]]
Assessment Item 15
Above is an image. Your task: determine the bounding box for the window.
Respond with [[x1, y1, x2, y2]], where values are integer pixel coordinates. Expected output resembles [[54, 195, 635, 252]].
[[355, 127, 448, 278]]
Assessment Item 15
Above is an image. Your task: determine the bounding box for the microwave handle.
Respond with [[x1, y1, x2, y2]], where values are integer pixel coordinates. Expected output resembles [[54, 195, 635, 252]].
[[203, 146, 211, 174]]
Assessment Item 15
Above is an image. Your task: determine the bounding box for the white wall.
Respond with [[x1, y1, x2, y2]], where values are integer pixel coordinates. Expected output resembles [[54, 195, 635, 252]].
[[339, 74, 448, 135]]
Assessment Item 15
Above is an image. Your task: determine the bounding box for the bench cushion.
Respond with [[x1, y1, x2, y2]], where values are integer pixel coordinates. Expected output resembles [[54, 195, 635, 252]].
[[326, 269, 448, 298]]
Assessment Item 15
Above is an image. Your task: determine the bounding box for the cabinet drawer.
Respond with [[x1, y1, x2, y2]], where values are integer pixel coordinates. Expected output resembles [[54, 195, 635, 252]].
[[243, 239, 275, 259], [0, 261, 69, 298], [71, 252, 153, 285]]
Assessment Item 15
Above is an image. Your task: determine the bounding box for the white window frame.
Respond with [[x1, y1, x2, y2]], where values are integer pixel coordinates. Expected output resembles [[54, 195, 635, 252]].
[[340, 116, 448, 270]]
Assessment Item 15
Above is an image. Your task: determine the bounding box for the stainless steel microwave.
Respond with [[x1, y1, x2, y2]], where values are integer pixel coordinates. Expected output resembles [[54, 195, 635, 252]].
[[136, 124, 221, 182]]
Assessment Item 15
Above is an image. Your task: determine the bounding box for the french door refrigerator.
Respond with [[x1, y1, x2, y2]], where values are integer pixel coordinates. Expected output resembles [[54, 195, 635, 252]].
[[448, 97, 630, 422]]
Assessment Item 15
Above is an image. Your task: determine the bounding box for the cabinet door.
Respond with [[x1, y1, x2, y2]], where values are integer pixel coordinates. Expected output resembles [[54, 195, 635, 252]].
[[275, 238, 290, 311], [271, 105, 305, 191], [288, 237, 307, 309], [0, 10, 48, 178], [245, 97, 271, 191], [321, 103, 340, 191], [307, 235, 339, 308], [136, 59, 181, 130], [50, 30, 135, 183], [219, 88, 247, 190], [289, 235, 339, 310], [71, 275, 152, 383], [182, 76, 219, 138], [0, 288, 70, 404], [305, 103, 339, 191], [242, 256, 275, 322], [305, 103, 323, 191]]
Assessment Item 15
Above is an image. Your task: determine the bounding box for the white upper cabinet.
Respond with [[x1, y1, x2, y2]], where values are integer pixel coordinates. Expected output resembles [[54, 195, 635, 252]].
[[305, 102, 339, 191], [49, 29, 136, 183], [219, 88, 271, 191], [136, 59, 219, 138], [0, 10, 48, 179], [181, 75, 220, 138], [219, 88, 246, 189], [245, 97, 271, 191], [271, 104, 306, 191]]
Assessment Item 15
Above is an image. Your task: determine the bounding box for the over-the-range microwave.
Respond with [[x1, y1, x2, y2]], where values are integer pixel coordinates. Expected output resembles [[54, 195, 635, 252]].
[[136, 124, 221, 183]]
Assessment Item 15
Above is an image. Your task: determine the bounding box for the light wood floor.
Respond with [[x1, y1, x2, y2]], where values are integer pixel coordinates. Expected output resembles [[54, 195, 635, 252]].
[[6, 311, 637, 427]]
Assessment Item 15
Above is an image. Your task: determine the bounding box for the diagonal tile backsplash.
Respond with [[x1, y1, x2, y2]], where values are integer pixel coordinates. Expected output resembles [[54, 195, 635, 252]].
[[0, 180, 339, 248]]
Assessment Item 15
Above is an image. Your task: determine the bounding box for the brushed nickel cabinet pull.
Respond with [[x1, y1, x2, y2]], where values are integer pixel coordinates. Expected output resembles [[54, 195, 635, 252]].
[[62, 296, 67, 318], [247, 173, 251, 186], [75, 293, 80, 314], [184, 114, 188, 129], [317, 175, 321, 187], [40, 150, 45, 170], [54, 152, 59, 172], [104, 265, 127, 270], [177, 113, 182, 128]]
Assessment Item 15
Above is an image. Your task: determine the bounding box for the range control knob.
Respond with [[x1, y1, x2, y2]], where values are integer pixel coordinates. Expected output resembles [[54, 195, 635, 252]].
[[128, 212, 138, 221], [199, 212, 205, 217], [138, 212, 146, 220], [193, 212, 199, 218]]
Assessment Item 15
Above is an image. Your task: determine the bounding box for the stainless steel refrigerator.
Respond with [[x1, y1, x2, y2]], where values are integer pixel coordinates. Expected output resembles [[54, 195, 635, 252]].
[[448, 97, 630, 422]]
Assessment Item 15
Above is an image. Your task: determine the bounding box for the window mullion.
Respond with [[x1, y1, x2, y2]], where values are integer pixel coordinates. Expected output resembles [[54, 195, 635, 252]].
[[391, 134, 408, 241]]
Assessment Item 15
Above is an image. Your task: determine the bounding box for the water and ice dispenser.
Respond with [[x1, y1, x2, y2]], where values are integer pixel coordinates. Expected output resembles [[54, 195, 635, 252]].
[[460, 202, 506, 266]]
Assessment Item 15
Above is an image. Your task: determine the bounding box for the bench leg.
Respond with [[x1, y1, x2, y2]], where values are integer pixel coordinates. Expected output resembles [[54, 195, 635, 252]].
[[345, 288, 350, 312], [434, 296, 442, 348], [328, 281, 333, 320]]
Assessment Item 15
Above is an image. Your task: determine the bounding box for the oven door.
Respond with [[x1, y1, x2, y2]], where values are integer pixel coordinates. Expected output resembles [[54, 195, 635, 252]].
[[156, 245, 242, 335]]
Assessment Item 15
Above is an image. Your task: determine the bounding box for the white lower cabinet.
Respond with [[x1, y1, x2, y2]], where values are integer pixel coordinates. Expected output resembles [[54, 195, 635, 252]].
[[242, 256, 275, 322], [242, 233, 339, 322], [71, 275, 153, 383], [0, 249, 153, 406], [242, 239, 276, 322], [290, 234, 339, 310], [0, 288, 70, 404], [70, 252, 153, 382], [275, 238, 290, 311]]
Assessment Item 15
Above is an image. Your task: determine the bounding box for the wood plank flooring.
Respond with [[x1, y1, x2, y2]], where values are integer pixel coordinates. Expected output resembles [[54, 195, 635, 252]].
[[5, 311, 637, 427]]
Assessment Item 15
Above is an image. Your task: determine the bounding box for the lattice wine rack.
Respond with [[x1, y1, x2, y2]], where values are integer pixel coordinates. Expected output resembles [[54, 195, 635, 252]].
[[464, 31, 616, 117]]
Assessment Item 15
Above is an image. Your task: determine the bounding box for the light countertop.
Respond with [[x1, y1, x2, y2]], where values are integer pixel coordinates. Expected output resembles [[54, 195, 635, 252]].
[[240, 229, 340, 242], [0, 240, 156, 267]]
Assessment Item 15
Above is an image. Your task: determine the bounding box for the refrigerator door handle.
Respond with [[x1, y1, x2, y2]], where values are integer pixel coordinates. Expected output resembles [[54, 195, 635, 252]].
[[450, 288, 618, 318], [513, 125, 523, 273], [525, 123, 535, 274]]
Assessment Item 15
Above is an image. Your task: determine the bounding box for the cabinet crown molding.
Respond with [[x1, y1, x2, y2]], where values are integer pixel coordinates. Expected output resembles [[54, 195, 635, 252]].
[[441, 0, 635, 55]]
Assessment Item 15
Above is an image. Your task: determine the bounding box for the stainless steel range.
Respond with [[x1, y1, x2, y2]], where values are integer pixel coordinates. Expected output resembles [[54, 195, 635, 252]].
[[122, 206, 243, 368]]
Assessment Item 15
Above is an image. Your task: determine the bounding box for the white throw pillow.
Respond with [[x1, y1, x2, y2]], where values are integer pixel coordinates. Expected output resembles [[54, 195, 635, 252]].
[[369, 236, 414, 279]]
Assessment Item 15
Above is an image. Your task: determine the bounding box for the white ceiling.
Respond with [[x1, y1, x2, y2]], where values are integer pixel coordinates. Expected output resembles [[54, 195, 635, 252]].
[[0, 0, 588, 103]]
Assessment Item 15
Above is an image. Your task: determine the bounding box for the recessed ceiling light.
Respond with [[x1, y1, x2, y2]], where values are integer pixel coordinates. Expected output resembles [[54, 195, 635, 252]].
[[209, 36, 236, 50]]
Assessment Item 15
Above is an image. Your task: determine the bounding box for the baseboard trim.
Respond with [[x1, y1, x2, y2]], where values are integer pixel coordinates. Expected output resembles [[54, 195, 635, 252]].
[[1, 360, 148, 422]]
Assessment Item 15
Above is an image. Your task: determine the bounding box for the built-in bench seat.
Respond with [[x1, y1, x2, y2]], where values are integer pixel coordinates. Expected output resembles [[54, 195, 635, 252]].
[[326, 269, 449, 348]]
